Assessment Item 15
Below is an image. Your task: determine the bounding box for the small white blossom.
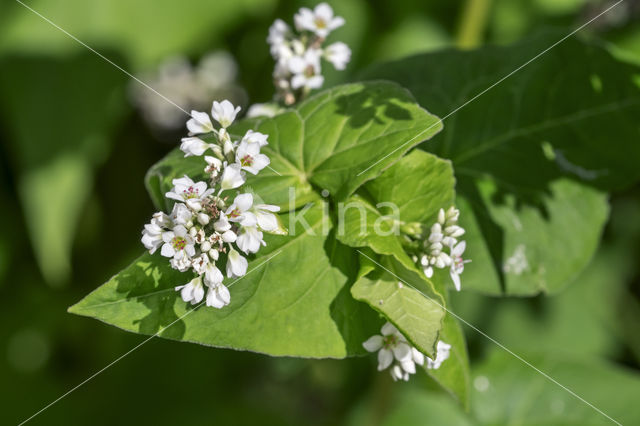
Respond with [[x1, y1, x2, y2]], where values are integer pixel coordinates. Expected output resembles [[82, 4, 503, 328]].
[[426, 341, 451, 370], [220, 163, 246, 190], [206, 283, 231, 308], [289, 49, 324, 90], [204, 263, 224, 286], [170, 202, 193, 226], [226, 247, 248, 278], [226, 193, 257, 227], [176, 276, 205, 305], [267, 19, 290, 54], [363, 322, 412, 371], [186, 110, 214, 135], [236, 140, 270, 175], [211, 100, 241, 128], [191, 253, 210, 275], [141, 222, 165, 254], [236, 226, 265, 254], [180, 137, 211, 157], [253, 203, 281, 232], [449, 241, 469, 292], [165, 176, 214, 211], [241, 129, 269, 147], [294, 3, 345, 38], [246, 103, 281, 119], [324, 42, 351, 70], [160, 225, 196, 259]]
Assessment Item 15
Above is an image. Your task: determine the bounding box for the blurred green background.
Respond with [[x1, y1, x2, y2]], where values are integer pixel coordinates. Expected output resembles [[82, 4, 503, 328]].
[[1, 0, 639, 424]]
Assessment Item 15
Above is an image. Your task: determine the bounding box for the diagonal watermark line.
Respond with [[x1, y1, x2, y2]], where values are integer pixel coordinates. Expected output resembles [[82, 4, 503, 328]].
[[357, 250, 622, 426], [13, 0, 283, 177], [18, 250, 282, 426], [356, 0, 624, 177]]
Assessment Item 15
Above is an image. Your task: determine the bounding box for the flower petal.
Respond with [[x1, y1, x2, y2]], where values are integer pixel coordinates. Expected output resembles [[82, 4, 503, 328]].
[[362, 335, 383, 352]]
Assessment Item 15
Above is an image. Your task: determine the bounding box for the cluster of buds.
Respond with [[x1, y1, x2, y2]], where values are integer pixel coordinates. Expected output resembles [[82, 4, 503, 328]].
[[141, 100, 285, 309], [363, 322, 451, 382], [416, 207, 469, 291], [267, 3, 351, 105]]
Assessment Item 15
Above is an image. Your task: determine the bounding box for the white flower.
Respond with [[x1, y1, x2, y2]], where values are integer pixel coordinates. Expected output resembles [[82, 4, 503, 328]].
[[236, 226, 265, 254], [253, 203, 281, 232], [203, 156, 222, 178], [169, 202, 192, 226], [220, 163, 246, 190], [171, 254, 192, 272], [294, 3, 345, 38], [221, 230, 237, 243], [226, 193, 257, 227], [160, 225, 196, 259], [289, 49, 323, 90], [186, 110, 214, 135], [390, 364, 409, 382], [180, 137, 211, 157], [246, 103, 280, 119], [236, 140, 270, 175], [165, 176, 214, 211], [324, 42, 351, 70], [214, 213, 232, 232], [204, 263, 224, 286], [211, 100, 241, 128], [449, 241, 469, 291], [362, 322, 412, 371], [426, 341, 451, 370], [206, 283, 231, 308], [141, 222, 165, 254], [226, 247, 248, 278], [241, 129, 269, 147], [191, 253, 210, 275], [176, 276, 205, 305], [267, 19, 290, 53]]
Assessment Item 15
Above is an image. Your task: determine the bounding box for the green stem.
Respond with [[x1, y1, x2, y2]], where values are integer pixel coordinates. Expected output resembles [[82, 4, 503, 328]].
[[456, 0, 493, 49]]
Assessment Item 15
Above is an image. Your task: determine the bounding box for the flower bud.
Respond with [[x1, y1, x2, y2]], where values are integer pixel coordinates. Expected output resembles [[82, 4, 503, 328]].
[[201, 241, 212, 252], [197, 213, 210, 225]]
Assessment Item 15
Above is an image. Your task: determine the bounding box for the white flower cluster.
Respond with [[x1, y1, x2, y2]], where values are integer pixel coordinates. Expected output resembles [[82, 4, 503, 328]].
[[417, 207, 470, 291], [131, 52, 246, 131], [363, 322, 451, 381], [141, 100, 284, 309], [267, 2, 351, 105]]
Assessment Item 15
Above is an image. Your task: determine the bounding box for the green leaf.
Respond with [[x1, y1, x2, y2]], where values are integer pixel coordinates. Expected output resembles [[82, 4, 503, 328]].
[[69, 203, 380, 357], [145, 81, 443, 211], [337, 150, 455, 272], [361, 351, 640, 425], [336, 150, 469, 404], [458, 178, 608, 295], [470, 350, 640, 425], [361, 33, 633, 294], [424, 297, 470, 410], [352, 253, 445, 359]]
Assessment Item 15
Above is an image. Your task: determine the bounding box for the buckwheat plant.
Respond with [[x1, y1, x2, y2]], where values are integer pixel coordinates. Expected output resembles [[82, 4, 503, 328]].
[[267, 2, 351, 105], [417, 207, 470, 291], [363, 322, 452, 381], [141, 100, 285, 309]]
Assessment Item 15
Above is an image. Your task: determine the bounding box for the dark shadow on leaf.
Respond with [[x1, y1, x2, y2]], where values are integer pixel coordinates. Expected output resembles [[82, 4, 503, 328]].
[[325, 229, 381, 354], [333, 83, 412, 128], [113, 255, 186, 338], [456, 177, 507, 294]]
